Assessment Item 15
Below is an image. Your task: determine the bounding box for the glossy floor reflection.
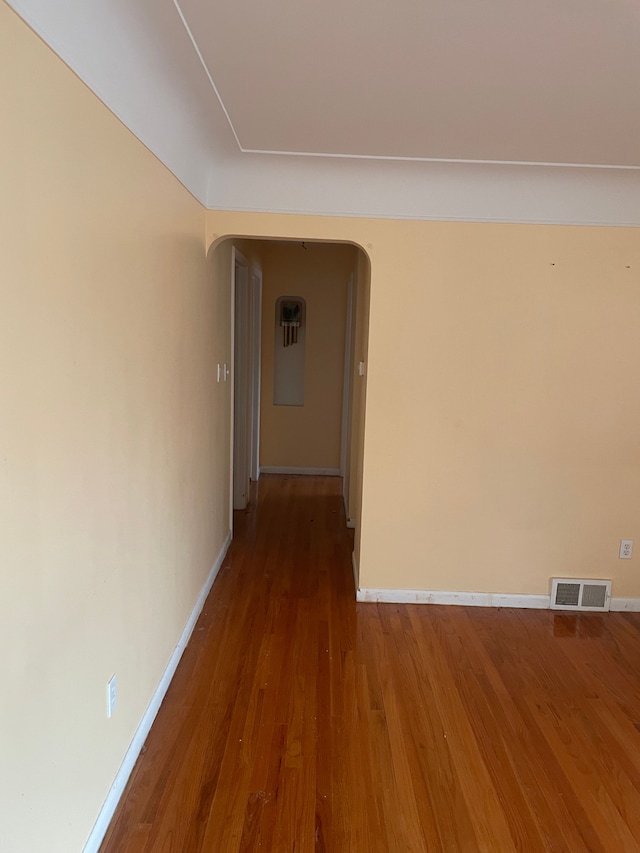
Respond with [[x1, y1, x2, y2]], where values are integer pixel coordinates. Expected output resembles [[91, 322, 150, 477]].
[[101, 474, 640, 852]]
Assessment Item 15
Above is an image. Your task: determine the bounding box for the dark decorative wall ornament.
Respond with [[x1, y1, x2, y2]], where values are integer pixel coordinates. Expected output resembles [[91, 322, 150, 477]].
[[274, 296, 306, 406], [280, 299, 303, 347]]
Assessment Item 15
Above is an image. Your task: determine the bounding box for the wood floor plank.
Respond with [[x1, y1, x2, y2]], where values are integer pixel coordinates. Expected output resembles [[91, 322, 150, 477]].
[[451, 611, 588, 853], [100, 475, 640, 853], [411, 608, 516, 852], [525, 691, 640, 851]]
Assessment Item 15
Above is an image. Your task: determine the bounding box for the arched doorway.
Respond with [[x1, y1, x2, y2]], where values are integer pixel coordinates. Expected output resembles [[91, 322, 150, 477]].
[[217, 236, 371, 590]]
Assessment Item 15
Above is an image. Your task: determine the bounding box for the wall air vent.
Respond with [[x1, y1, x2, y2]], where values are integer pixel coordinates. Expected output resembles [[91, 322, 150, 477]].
[[550, 578, 611, 612]]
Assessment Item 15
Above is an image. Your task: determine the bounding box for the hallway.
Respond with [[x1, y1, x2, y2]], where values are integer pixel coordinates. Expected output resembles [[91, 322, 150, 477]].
[[100, 475, 640, 852]]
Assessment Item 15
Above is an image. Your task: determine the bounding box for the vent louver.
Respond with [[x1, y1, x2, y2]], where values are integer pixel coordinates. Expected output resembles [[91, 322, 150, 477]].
[[550, 578, 611, 612]]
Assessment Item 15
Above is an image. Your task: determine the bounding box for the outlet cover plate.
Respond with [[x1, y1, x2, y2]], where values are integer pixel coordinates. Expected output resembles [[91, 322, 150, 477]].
[[620, 539, 633, 559]]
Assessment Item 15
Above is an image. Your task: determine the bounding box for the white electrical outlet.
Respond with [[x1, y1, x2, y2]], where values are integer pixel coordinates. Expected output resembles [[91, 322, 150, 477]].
[[107, 674, 117, 718], [619, 539, 633, 559]]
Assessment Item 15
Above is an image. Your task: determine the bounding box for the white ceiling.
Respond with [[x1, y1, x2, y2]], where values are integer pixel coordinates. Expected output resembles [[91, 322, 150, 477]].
[[7, 0, 640, 225], [177, 0, 640, 167]]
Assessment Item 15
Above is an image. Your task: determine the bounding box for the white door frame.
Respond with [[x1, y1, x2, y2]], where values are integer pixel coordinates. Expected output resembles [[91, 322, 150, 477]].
[[232, 248, 250, 511], [249, 269, 262, 482]]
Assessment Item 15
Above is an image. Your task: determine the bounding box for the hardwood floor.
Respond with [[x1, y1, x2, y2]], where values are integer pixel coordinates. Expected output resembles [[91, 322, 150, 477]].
[[100, 474, 640, 852]]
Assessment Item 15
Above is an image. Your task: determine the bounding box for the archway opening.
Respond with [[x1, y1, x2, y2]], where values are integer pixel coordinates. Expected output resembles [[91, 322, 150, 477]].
[[210, 235, 371, 591]]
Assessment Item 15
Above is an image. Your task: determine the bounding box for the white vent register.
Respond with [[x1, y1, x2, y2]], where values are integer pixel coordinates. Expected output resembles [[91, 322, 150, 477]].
[[550, 578, 611, 612]]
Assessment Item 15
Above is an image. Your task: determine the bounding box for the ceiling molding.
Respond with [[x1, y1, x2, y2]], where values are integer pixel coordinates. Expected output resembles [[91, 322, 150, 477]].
[[238, 148, 640, 172], [172, 0, 242, 152], [207, 203, 640, 230], [207, 149, 640, 227]]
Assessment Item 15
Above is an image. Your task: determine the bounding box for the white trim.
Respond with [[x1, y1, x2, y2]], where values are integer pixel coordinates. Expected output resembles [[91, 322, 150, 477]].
[[351, 586, 640, 612], [82, 532, 232, 853], [259, 466, 341, 476], [356, 588, 551, 609], [346, 518, 356, 529], [232, 248, 250, 512], [172, 0, 243, 151], [352, 551, 359, 591], [238, 147, 640, 171], [249, 269, 262, 482], [610, 597, 640, 612]]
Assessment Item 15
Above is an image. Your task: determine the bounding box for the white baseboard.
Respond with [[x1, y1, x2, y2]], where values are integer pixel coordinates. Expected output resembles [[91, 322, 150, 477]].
[[356, 588, 551, 609], [82, 531, 232, 853], [355, 588, 640, 613], [260, 466, 341, 476], [346, 518, 356, 529], [610, 597, 640, 612]]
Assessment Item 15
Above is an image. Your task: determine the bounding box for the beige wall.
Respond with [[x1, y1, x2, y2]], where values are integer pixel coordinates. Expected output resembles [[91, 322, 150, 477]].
[[1, 5, 231, 851], [207, 211, 640, 599], [347, 249, 371, 581], [259, 242, 354, 470]]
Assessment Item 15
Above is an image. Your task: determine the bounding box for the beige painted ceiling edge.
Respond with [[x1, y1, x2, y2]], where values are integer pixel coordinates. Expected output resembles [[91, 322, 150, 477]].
[[7, 0, 640, 226]]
